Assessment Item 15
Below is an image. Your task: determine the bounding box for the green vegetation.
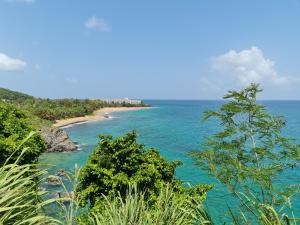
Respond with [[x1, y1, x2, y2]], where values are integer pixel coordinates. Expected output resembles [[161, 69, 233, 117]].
[[0, 87, 149, 124], [76, 131, 212, 210], [0, 147, 59, 224], [0, 101, 46, 165], [78, 185, 212, 225], [0, 84, 299, 224], [190, 83, 300, 222], [2, 159, 297, 224], [78, 187, 298, 225], [0, 87, 34, 101], [19, 98, 108, 122]]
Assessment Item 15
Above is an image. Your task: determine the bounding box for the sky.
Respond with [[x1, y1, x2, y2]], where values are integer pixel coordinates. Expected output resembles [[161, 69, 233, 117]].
[[0, 0, 300, 100]]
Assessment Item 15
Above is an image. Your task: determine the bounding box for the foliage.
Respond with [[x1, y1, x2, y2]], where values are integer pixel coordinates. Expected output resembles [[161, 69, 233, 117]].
[[0, 143, 60, 225], [0, 87, 34, 101], [19, 98, 107, 122], [1, 153, 297, 225], [229, 191, 300, 225], [190, 84, 300, 215], [78, 185, 213, 225], [76, 131, 212, 209], [0, 101, 46, 165], [0, 132, 298, 225], [0, 87, 148, 123]]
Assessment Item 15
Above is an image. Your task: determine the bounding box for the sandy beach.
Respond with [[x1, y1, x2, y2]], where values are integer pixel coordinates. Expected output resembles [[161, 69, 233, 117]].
[[53, 107, 150, 128]]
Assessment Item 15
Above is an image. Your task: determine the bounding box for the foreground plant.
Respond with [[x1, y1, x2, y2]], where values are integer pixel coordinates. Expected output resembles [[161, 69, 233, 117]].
[[0, 146, 60, 224], [190, 83, 300, 220], [78, 185, 213, 225], [228, 190, 300, 225]]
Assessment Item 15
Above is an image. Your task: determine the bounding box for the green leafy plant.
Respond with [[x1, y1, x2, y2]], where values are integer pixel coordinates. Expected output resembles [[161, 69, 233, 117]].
[[190, 83, 300, 218], [0, 101, 46, 165], [76, 131, 211, 209]]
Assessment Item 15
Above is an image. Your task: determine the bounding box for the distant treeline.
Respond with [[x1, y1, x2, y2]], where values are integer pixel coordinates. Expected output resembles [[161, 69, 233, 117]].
[[0, 87, 149, 122]]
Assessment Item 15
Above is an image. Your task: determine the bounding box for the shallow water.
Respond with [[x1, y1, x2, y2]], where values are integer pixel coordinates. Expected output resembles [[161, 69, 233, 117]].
[[40, 100, 300, 222]]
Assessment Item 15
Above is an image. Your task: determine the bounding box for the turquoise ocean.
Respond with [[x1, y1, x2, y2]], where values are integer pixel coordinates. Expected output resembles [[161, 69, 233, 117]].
[[40, 100, 300, 222]]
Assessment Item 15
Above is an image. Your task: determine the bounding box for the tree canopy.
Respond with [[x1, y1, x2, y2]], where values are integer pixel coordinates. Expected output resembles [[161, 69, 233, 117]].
[[0, 87, 34, 101], [0, 87, 149, 123], [190, 83, 300, 207], [0, 101, 46, 165], [77, 131, 211, 209]]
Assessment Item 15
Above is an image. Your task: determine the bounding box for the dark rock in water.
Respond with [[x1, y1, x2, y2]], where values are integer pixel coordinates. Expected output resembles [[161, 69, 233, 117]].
[[46, 175, 61, 186], [56, 169, 67, 177], [42, 128, 77, 152]]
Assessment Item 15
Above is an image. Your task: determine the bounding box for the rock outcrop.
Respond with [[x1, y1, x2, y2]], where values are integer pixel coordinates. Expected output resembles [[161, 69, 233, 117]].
[[45, 175, 61, 186], [42, 128, 77, 152]]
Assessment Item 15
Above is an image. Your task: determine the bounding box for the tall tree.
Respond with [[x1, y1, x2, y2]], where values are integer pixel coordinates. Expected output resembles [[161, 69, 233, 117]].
[[190, 84, 300, 207]]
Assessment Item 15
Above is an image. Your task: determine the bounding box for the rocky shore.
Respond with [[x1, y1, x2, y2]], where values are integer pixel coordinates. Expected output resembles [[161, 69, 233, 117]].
[[41, 107, 150, 152], [42, 128, 77, 152]]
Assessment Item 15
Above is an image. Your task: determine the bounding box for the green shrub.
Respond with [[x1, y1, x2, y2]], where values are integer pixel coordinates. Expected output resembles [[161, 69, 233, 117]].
[[0, 101, 46, 165], [76, 131, 211, 208]]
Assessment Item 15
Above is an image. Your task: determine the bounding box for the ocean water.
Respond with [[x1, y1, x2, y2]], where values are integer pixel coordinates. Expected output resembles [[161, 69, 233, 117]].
[[40, 100, 300, 222]]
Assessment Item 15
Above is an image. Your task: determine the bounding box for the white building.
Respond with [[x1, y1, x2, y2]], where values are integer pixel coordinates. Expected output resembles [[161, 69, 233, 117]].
[[104, 98, 142, 105]]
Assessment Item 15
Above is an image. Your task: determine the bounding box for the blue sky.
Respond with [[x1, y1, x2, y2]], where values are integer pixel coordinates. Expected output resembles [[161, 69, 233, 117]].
[[0, 0, 300, 99]]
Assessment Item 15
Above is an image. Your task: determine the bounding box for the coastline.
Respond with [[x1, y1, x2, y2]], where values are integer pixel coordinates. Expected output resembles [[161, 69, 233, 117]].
[[53, 107, 150, 128]]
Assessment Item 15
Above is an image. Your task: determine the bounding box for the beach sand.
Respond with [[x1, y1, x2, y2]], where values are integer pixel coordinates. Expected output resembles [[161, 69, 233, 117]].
[[53, 107, 150, 128]]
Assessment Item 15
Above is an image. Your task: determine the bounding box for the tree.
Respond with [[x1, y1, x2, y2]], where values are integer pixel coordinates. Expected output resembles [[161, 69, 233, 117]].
[[0, 101, 46, 165], [190, 84, 300, 207], [77, 131, 211, 208]]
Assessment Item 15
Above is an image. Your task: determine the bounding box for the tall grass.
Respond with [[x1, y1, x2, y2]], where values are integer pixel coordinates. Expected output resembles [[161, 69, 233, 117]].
[[0, 159, 60, 224], [75, 186, 299, 225], [78, 185, 214, 225], [0, 132, 62, 224]]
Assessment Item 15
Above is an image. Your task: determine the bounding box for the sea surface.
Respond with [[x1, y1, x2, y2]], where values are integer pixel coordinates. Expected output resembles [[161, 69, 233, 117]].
[[40, 100, 300, 222]]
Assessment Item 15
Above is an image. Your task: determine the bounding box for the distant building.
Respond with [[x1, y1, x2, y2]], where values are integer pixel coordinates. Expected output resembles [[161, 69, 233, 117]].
[[104, 98, 142, 105]]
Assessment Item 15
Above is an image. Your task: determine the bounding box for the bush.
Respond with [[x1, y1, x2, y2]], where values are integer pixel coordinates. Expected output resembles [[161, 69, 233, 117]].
[[0, 101, 46, 165], [76, 131, 211, 208]]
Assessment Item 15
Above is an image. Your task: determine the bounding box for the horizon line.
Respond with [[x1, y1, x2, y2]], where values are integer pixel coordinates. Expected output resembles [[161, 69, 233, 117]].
[[142, 99, 300, 101]]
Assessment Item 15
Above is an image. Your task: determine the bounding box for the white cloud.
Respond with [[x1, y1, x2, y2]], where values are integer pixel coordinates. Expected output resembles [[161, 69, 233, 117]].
[[211, 46, 288, 86], [85, 16, 111, 32], [0, 52, 27, 71]]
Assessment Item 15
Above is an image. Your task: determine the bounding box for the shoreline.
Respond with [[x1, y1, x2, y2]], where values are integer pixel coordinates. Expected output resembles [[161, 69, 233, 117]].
[[53, 107, 150, 128]]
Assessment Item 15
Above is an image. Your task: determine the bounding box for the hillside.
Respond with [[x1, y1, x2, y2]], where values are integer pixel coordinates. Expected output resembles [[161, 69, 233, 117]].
[[0, 87, 34, 101]]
